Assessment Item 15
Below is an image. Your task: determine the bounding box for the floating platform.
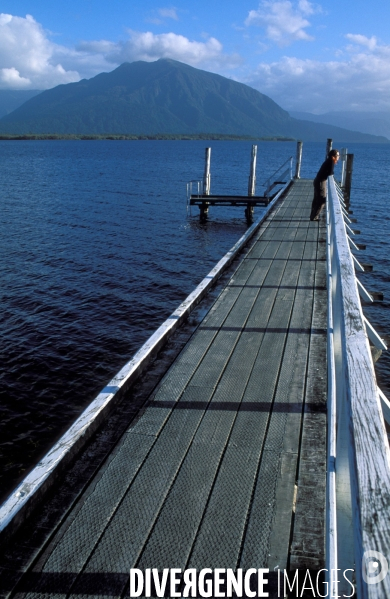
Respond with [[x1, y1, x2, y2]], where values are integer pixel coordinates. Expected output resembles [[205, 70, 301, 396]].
[[189, 194, 271, 206]]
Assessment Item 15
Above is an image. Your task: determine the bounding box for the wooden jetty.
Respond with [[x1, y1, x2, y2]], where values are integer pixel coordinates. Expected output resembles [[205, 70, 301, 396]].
[[0, 142, 390, 599]]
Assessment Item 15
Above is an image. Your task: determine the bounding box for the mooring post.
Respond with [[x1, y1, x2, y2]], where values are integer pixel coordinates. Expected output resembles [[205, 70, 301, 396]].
[[200, 147, 211, 220], [248, 145, 257, 196], [344, 153, 354, 205], [203, 147, 211, 195], [340, 148, 348, 188], [294, 140, 303, 179], [326, 138, 333, 158]]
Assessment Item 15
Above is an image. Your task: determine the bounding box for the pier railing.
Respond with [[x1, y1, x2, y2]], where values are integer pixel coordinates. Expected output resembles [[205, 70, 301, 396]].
[[263, 156, 292, 197], [326, 176, 390, 598], [186, 180, 201, 214]]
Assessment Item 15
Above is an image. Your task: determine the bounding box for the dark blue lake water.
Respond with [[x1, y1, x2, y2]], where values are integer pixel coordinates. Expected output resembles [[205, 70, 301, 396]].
[[0, 140, 389, 503]]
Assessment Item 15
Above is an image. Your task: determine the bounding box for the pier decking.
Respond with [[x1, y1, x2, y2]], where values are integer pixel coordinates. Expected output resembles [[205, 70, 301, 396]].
[[0, 179, 328, 597]]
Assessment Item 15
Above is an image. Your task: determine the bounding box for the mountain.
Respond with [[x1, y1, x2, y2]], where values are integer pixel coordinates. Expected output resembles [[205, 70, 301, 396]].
[[0, 90, 42, 119], [291, 110, 390, 140], [0, 60, 291, 136], [0, 59, 387, 142]]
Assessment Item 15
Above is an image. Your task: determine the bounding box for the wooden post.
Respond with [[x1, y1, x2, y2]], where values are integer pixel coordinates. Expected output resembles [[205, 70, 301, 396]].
[[344, 153, 354, 205], [245, 204, 254, 223], [340, 148, 348, 188], [294, 140, 303, 179], [203, 147, 211, 196], [326, 138, 333, 159], [248, 145, 257, 196]]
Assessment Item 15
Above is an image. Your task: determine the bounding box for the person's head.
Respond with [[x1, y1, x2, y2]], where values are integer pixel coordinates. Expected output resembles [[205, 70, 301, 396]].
[[329, 149, 340, 163]]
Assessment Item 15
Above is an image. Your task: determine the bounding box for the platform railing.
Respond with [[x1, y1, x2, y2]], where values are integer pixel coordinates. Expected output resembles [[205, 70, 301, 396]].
[[326, 175, 390, 598], [263, 156, 292, 197], [186, 180, 201, 215]]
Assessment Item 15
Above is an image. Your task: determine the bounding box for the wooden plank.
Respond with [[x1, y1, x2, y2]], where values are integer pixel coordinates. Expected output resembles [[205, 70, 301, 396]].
[[187, 196, 310, 570], [239, 184, 318, 570], [289, 218, 327, 570], [267, 201, 320, 571], [134, 193, 307, 573]]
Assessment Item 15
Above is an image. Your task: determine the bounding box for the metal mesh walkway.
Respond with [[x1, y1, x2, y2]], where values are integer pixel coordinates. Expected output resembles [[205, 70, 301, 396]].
[[12, 179, 327, 598]]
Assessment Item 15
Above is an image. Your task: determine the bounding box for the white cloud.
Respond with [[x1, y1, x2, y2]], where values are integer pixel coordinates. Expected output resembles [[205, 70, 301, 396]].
[[247, 37, 390, 112], [76, 40, 117, 55], [245, 0, 320, 46], [5, 9, 386, 117], [0, 13, 240, 90], [158, 8, 179, 21], [0, 13, 80, 89], [297, 0, 316, 15], [146, 7, 179, 25], [0, 67, 31, 88], [345, 34, 378, 52], [97, 30, 242, 70]]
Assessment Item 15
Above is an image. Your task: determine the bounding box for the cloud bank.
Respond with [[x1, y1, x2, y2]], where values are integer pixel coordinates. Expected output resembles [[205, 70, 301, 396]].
[[247, 34, 390, 112], [0, 13, 80, 89], [0, 13, 239, 90], [1, 12, 390, 114], [78, 31, 242, 70]]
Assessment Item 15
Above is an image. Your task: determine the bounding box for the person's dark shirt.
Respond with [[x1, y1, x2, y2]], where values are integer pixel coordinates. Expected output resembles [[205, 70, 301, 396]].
[[313, 156, 335, 189]]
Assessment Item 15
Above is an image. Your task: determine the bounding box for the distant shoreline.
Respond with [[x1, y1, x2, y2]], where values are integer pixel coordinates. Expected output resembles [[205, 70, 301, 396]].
[[0, 133, 296, 142]]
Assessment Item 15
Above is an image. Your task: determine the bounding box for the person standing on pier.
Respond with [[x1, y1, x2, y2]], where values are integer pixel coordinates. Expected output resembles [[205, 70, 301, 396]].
[[310, 149, 340, 221]]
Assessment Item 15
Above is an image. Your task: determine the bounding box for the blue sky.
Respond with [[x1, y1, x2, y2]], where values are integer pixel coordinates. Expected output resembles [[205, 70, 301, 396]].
[[1, 1, 390, 113]]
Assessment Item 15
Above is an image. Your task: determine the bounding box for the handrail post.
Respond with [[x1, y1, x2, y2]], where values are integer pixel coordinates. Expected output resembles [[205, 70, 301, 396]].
[[248, 145, 257, 196], [263, 155, 293, 197], [340, 148, 348, 188], [294, 140, 303, 179], [326, 138, 333, 159], [344, 153, 354, 205], [203, 147, 211, 195]]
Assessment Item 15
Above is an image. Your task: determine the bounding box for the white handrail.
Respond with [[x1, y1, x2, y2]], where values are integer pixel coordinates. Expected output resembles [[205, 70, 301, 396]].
[[186, 180, 201, 215], [326, 176, 390, 598], [356, 278, 374, 303], [326, 199, 338, 598], [364, 316, 387, 351], [379, 388, 390, 425]]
